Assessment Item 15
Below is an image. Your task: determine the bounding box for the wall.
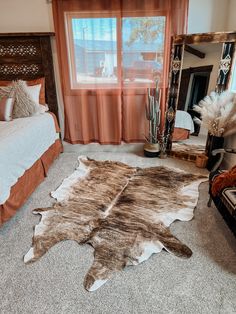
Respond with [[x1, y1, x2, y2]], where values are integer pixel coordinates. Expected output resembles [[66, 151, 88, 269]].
[[226, 0, 236, 31], [223, 0, 236, 168], [187, 0, 229, 34], [0, 0, 53, 33]]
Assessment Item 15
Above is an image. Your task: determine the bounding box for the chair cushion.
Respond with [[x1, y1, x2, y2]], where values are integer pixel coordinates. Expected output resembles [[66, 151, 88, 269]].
[[211, 166, 236, 197]]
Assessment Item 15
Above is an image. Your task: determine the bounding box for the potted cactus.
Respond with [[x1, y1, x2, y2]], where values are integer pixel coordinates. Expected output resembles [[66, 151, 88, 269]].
[[144, 81, 161, 157]]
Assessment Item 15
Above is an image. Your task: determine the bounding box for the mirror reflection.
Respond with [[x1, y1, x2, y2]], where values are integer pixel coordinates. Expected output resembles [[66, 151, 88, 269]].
[[172, 42, 223, 148]]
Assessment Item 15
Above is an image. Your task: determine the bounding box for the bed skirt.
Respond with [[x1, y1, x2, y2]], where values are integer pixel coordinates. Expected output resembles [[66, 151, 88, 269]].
[[172, 128, 190, 142], [0, 139, 63, 226]]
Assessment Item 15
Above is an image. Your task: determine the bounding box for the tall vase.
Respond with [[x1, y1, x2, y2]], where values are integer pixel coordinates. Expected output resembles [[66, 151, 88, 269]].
[[206, 134, 224, 171]]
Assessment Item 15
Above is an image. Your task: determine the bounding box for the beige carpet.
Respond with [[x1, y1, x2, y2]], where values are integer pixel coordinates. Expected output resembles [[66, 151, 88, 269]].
[[0, 148, 236, 314]]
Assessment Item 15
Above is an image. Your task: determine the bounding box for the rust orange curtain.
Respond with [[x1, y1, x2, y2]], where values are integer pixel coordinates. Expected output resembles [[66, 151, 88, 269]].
[[52, 0, 188, 144]]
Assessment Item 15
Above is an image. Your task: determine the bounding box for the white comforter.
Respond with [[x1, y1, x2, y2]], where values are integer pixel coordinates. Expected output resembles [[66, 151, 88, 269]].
[[0, 113, 59, 205], [174, 110, 195, 133]]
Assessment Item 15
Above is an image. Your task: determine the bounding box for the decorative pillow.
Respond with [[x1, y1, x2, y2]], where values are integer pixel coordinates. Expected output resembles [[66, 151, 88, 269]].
[[12, 80, 47, 118], [27, 78, 46, 105], [24, 84, 48, 112], [25, 84, 41, 104], [0, 96, 14, 121], [0, 77, 46, 105], [0, 86, 15, 121]]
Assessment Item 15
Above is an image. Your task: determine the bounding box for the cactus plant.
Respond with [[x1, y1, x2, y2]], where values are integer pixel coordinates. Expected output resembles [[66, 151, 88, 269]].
[[145, 80, 161, 144], [144, 81, 169, 158]]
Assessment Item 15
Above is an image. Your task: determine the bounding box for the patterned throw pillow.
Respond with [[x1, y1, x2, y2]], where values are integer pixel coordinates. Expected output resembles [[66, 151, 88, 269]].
[[12, 80, 47, 118]]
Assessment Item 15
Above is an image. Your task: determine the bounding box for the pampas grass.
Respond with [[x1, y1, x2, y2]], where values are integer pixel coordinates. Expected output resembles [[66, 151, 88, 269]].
[[193, 91, 236, 137]]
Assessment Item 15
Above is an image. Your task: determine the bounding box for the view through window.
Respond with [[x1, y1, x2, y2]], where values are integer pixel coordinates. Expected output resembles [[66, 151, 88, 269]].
[[67, 14, 165, 88]]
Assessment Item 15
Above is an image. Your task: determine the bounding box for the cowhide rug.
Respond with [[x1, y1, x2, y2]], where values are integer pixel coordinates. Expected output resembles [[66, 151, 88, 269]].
[[24, 156, 207, 291]]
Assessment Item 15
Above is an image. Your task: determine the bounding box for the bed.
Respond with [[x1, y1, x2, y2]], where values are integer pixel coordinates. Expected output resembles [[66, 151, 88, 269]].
[[0, 33, 62, 225], [172, 110, 195, 141]]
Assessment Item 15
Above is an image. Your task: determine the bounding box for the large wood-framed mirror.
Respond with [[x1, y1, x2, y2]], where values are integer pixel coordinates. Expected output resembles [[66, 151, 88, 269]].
[[165, 31, 236, 158]]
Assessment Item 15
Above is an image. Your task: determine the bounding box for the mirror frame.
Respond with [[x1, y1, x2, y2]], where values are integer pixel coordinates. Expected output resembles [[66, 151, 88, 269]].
[[165, 31, 236, 151]]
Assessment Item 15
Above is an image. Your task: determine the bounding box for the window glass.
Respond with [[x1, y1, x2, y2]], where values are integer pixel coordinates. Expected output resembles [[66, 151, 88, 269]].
[[71, 17, 117, 85], [67, 15, 165, 88], [122, 17, 165, 84]]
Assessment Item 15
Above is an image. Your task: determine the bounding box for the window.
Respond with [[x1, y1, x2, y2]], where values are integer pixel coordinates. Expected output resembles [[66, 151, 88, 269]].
[[65, 13, 166, 89]]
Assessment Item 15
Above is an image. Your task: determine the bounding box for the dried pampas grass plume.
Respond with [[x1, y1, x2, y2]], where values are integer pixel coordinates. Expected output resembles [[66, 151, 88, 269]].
[[193, 91, 236, 137]]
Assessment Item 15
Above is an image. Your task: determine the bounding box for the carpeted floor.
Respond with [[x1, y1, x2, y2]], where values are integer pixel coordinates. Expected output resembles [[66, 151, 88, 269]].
[[0, 149, 236, 314]]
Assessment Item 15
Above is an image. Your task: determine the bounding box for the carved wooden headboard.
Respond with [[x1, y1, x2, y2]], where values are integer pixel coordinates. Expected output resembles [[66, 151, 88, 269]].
[[0, 32, 58, 119]]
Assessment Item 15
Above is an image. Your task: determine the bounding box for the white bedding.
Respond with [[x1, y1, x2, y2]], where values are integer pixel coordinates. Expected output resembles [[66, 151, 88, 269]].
[[0, 113, 59, 205], [174, 110, 195, 133]]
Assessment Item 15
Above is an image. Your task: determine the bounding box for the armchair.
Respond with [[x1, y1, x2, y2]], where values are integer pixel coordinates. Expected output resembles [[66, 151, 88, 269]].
[[208, 148, 236, 236]]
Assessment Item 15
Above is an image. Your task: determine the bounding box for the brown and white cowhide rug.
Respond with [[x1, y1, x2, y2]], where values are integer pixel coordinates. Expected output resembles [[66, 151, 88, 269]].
[[24, 156, 207, 291]]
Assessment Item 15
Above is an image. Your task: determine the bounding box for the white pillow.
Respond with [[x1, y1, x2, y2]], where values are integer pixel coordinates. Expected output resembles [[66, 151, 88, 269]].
[[24, 83, 49, 113], [25, 84, 41, 104]]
